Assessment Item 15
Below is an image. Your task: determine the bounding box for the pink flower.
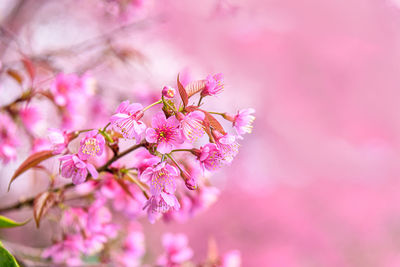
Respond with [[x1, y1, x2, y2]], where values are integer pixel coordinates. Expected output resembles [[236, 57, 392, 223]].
[[110, 100, 146, 142], [132, 149, 160, 175], [115, 225, 145, 267], [59, 154, 98, 184], [60, 202, 118, 255], [42, 235, 84, 266], [146, 112, 183, 154], [176, 111, 205, 143], [141, 162, 181, 223], [233, 108, 255, 137], [201, 73, 224, 97], [141, 161, 179, 197], [48, 128, 70, 154], [19, 106, 41, 132], [197, 143, 225, 171], [162, 86, 176, 98], [0, 113, 19, 163], [99, 175, 146, 218], [214, 132, 239, 163], [32, 138, 52, 153], [50, 73, 80, 107], [157, 233, 193, 266], [78, 130, 105, 160]]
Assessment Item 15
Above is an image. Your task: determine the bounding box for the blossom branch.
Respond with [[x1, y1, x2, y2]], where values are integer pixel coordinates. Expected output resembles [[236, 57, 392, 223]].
[[0, 142, 146, 213]]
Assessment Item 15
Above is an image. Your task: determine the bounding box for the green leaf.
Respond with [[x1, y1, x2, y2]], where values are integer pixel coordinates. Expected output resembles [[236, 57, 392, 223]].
[[0, 216, 29, 228], [0, 242, 20, 267]]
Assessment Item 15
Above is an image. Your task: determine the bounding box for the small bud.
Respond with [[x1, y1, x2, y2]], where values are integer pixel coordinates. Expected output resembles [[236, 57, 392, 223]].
[[181, 170, 197, 190], [162, 86, 176, 98], [222, 113, 235, 122]]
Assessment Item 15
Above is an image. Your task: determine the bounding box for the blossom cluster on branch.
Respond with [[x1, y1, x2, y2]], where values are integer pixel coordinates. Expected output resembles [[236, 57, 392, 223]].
[[1, 64, 254, 266]]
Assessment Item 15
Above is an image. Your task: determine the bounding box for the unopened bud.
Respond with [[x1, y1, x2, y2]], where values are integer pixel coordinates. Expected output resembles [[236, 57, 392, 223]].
[[162, 86, 176, 98], [181, 170, 197, 190]]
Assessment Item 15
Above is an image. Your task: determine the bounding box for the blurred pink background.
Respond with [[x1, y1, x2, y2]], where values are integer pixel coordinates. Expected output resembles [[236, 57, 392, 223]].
[[2, 0, 400, 266]]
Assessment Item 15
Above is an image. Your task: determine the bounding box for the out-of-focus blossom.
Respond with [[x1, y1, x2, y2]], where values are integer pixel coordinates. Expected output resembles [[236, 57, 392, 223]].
[[19, 106, 41, 132], [59, 154, 98, 184], [48, 128, 70, 154], [78, 130, 105, 160], [197, 143, 225, 171], [115, 224, 145, 267], [145, 112, 183, 154], [213, 132, 239, 163], [42, 235, 84, 266], [110, 100, 146, 142], [162, 86, 176, 98], [201, 73, 224, 97], [51, 73, 79, 107], [99, 174, 146, 218], [32, 138, 52, 153], [0, 113, 19, 163], [58, 202, 118, 255], [176, 111, 205, 143], [157, 233, 193, 266], [221, 250, 241, 267]]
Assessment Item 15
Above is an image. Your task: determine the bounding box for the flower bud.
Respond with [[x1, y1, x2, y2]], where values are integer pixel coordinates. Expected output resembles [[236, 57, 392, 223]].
[[162, 86, 176, 98], [181, 169, 197, 190]]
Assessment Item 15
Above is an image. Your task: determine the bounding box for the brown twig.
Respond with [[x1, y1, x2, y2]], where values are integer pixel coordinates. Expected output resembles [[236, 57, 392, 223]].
[[0, 142, 147, 213]]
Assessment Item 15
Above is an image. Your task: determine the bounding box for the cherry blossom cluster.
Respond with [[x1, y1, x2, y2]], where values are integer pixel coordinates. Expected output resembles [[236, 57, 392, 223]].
[[35, 72, 254, 265], [55, 73, 255, 222]]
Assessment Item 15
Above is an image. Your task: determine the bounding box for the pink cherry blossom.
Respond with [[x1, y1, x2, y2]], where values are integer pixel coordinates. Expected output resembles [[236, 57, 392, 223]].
[[59, 154, 98, 184], [157, 233, 193, 266], [19, 106, 41, 132], [48, 128, 70, 154], [110, 100, 146, 142], [31, 138, 52, 153], [140, 161, 179, 196], [42, 235, 84, 266], [115, 224, 145, 267], [99, 175, 146, 218], [78, 130, 105, 160], [232, 108, 255, 137], [141, 162, 181, 223], [145, 112, 183, 154], [176, 111, 205, 143], [132, 149, 160, 175], [197, 143, 225, 171], [213, 132, 239, 163], [0, 113, 19, 163], [51, 73, 80, 107], [201, 73, 224, 97]]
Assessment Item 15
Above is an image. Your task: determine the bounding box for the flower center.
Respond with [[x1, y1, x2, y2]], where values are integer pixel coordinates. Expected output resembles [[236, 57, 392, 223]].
[[82, 138, 100, 156]]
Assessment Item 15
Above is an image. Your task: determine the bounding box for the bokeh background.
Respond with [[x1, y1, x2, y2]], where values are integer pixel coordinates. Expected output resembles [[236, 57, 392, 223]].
[[2, 0, 400, 266]]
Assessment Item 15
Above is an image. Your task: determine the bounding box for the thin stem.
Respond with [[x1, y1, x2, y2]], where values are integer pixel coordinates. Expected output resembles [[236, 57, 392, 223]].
[[197, 96, 204, 106], [208, 111, 225, 116], [98, 142, 146, 172], [125, 172, 149, 199], [102, 122, 111, 132], [166, 154, 183, 173], [142, 99, 162, 112], [171, 149, 196, 155]]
